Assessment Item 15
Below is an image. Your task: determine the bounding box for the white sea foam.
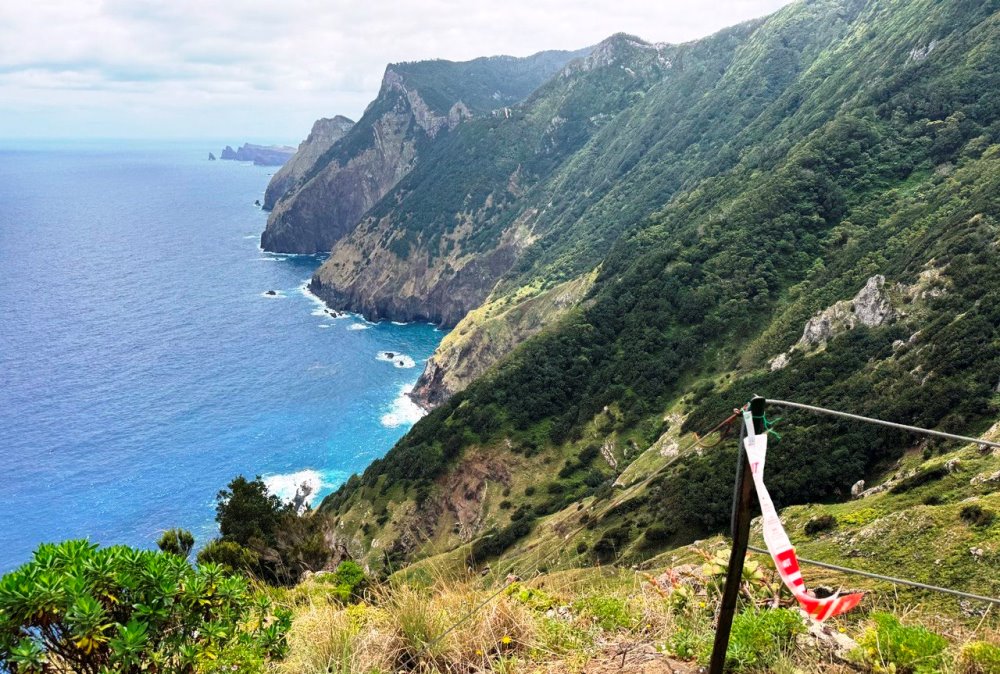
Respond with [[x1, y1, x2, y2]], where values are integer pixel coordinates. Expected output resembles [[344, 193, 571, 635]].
[[375, 351, 416, 368], [391, 321, 408, 326], [348, 323, 370, 331], [263, 469, 324, 509], [318, 324, 333, 328], [299, 279, 331, 317], [381, 385, 426, 428]]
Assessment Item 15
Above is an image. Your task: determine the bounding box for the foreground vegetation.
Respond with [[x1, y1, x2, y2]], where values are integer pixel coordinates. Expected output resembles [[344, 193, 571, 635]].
[[270, 552, 1000, 674]]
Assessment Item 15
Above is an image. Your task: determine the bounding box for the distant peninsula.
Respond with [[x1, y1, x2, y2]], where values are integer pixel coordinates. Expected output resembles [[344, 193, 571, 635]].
[[219, 143, 295, 166]]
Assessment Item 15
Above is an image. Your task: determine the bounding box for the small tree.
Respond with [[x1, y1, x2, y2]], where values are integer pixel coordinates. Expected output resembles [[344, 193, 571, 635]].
[[0, 540, 290, 673], [215, 475, 284, 547], [203, 475, 331, 586], [156, 528, 194, 559]]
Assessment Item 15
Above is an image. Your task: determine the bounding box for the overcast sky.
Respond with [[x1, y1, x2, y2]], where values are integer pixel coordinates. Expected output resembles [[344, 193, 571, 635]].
[[0, 0, 794, 143]]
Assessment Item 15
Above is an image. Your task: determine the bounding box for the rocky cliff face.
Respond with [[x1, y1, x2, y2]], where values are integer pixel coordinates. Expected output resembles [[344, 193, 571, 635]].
[[260, 49, 588, 254], [309, 211, 524, 327], [262, 116, 354, 210], [409, 273, 595, 408], [259, 80, 439, 254]]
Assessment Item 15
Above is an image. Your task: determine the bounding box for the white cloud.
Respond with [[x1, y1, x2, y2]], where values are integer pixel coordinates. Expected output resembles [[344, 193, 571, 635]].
[[0, 0, 794, 140]]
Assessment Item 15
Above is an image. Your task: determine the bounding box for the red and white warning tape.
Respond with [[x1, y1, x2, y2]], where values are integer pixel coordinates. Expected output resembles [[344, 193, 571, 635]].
[[742, 410, 863, 621]]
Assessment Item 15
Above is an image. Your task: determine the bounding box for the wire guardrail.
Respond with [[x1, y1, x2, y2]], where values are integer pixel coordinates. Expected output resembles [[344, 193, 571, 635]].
[[745, 544, 1000, 606], [709, 395, 1000, 674], [767, 398, 1000, 449]]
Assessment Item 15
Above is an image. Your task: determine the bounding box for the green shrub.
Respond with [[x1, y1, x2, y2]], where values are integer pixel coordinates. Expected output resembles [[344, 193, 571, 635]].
[[576, 541, 589, 554], [703, 607, 804, 671], [804, 513, 837, 536], [643, 522, 675, 545], [467, 515, 536, 565], [960, 504, 996, 527], [506, 584, 558, 611], [0, 540, 290, 673], [959, 641, 1000, 674], [156, 528, 194, 558], [197, 538, 261, 572], [890, 466, 949, 494], [573, 595, 639, 632], [317, 560, 368, 602], [855, 612, 947, 674], [591, 525, 632, 562], [205, 475, 331, 585]]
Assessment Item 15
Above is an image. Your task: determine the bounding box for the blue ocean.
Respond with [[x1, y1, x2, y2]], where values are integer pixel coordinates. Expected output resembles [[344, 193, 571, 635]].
[[0, 141, 442, 572]]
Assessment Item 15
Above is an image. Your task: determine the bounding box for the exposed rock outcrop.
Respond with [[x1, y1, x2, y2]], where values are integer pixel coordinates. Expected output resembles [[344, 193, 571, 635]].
[[219, 143, 296, 166], [770, 275, 900, 370], [262, 116, 355, 210], [308, 212, 522, 326], [800, 275, 897, 348], [410, 273, 595, 407]]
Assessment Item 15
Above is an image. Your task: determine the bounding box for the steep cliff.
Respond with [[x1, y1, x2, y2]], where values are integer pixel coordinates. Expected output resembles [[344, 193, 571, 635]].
[[262, 116, 355, 210], [260, 49, 589, 254], [308, 34, 680, 326]]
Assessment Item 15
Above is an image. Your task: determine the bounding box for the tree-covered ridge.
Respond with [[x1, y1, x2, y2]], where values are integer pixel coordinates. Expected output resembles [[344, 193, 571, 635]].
[[388, 48, 594, 116], [321, 0, 1000, 572], [363, 33, 676, 259]]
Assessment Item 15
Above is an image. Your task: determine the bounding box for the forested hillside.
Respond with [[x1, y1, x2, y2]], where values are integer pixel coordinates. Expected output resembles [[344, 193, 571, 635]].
[[319, 0, 1000, 584]]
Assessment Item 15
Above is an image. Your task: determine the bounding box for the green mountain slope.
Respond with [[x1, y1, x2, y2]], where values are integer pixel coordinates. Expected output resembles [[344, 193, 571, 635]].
[[318, 0, 1000, 580]]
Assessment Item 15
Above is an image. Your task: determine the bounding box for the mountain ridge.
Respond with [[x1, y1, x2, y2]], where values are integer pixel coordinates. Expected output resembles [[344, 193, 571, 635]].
[[259, 47, 591, 254]]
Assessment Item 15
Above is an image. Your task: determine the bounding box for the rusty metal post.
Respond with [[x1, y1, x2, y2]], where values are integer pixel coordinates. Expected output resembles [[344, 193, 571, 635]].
[[708, 395, 765, 674]]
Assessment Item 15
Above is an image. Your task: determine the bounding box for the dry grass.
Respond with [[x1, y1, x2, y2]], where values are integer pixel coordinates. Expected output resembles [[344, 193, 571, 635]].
[[272, 561, 1000, 674], [275, 572, 540, 673]]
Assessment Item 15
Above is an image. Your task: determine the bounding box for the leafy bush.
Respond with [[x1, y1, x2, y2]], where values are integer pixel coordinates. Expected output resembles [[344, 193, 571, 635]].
[[804, 514, 838, 536], [467, 515, 536, 566], [643, 522, 675, 545], [573, 595, 639, 632], [704, 607, 804, 671], [203, 475, 330, 586], [855, 612, 947, 674], [317, 561, 368, 602], [197, 538, 260, 571], [960, 504, 996, 527], [959, 641, 1000, 674], [0, 540, 290, 673], [591, 525, 633, 562]]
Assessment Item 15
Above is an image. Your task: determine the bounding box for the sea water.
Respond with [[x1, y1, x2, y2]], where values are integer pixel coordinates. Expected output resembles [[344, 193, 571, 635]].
[[0, 140, 442, 572]]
